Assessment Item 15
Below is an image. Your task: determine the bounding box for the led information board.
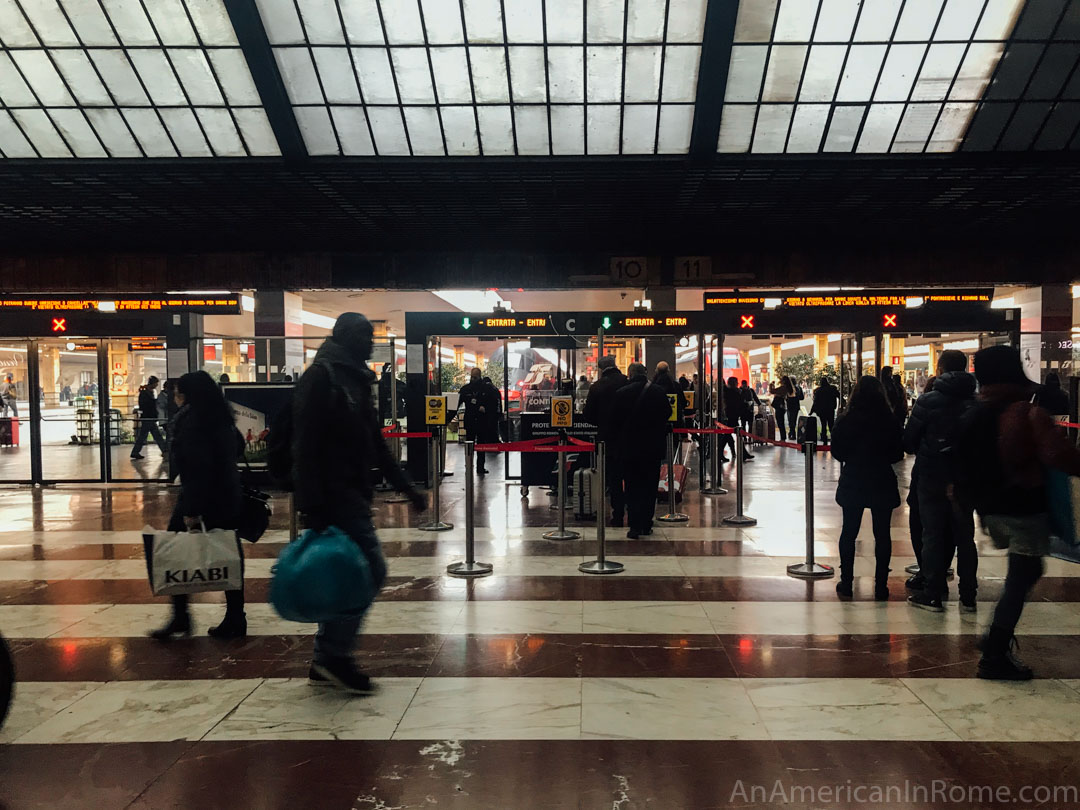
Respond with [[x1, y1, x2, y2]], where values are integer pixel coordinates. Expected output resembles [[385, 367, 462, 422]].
[[0, 295, 242, 314], [703, 289, 993, 310]]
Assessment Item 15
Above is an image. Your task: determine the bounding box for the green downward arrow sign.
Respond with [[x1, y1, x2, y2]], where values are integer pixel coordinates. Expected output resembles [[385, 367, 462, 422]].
[[462, 317, 472, 329], [601, 317, 612, 330]]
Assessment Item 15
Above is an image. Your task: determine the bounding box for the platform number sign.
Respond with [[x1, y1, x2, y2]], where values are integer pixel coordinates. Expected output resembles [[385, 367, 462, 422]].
[[675, 256, 712, 282], [610, 257, 647, 283], [425, 396, 448, 425], [551, 396, 573, 428]]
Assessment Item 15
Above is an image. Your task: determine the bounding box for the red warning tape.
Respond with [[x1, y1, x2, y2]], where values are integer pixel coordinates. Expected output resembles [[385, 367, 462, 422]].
[[739, 429, 830, 453], [475, 435, 596, 453], [383, 431, 433, 439], [673, 426, 735, 435]]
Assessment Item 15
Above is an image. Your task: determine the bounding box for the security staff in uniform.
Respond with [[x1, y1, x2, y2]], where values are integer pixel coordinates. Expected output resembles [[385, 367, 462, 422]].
[[459, 367, 501, 475]]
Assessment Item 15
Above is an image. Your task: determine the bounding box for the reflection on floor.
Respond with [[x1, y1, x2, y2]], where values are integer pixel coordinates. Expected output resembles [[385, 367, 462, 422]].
[[2, 442, 1079, 809]]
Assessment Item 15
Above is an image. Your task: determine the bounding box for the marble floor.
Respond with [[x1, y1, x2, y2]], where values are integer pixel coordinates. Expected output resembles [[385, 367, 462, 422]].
[[1, 444, 1079, 809]]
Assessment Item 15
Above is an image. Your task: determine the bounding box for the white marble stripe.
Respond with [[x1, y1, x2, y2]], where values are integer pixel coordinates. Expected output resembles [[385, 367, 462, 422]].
[[5, 676, 1080, 744], [4, 554, 1079, 581], [4, 600, 1080, 639]]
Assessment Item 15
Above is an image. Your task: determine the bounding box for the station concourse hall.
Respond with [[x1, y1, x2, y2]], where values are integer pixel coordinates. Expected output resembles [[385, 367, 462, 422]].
[[4, 0, 1080, 808]]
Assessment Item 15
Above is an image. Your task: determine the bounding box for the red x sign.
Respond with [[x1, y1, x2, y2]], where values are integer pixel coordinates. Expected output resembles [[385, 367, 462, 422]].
[[882, 313, 898, 328], [51, 318, 67, 333], [740, 314, 755, 329]]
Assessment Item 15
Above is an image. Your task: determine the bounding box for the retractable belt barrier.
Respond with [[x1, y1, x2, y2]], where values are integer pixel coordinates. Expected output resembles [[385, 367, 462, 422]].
[[474, 436, 596, 454], [383, 431, 433, 439], [672, 426, 735, 435], [740, 429, 831, 453]]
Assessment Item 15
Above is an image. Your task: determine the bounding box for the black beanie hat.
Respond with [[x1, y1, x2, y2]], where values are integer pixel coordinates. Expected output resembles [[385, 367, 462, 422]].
[[973, 345, 1029, 387]]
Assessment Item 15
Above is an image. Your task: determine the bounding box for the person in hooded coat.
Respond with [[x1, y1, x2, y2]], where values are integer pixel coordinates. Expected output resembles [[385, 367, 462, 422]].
[[292, 313, 427, 694]]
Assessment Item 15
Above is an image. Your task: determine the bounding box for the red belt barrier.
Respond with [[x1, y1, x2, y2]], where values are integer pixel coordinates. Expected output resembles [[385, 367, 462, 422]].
[[476, 435, 596, 454], [384, 431, 432, 439], [673, 426, 735, 435], [1061, 422, 1080, 429], [739, 429, 830, 453]]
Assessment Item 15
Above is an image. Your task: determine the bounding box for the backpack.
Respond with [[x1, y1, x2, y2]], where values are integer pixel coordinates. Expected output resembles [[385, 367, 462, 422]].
[[265, 361, 353, 489], [951, 400, 1005, 514]]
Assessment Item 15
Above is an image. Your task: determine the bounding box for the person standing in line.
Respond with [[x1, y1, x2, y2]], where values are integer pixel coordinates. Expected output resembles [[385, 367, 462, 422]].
[[880, 366, 908, 428], [904, 351, 978, 612], [953, 346, 1080, 680], [810, 376, 840, 444], [131, 376, 168, 461], [149, 371, 247, 641], [1038, 372, 1069, 417], [721, 376, 754, 462], [1, 375, 17, 418], [576, 375, 591, 397], [292, 313, 426, 694], [610, 362, 672, 539], [584, 355, 630, 527], [830, 376, 904, 601], [769, 375, 796, 441], [459, 367, 501, 476], [739, 380, 760, 434]]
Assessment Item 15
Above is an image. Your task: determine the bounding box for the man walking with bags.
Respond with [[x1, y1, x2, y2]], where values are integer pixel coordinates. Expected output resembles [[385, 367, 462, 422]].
[[131, 376, 168, 461], [293, 313, 426, 694]]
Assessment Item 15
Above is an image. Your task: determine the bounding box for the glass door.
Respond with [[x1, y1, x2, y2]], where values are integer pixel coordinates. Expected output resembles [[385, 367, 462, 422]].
[[103, 338, 170, 483], [0, 340, 32, 483], [37, 339, 105, 482]]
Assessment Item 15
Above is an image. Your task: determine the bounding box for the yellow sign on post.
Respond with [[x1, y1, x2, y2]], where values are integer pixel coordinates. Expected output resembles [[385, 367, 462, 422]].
[[425, 395, 448, 425], [551, 396, 573, 428], [684, 390, 695, 411], [667, 393, 678, 422]]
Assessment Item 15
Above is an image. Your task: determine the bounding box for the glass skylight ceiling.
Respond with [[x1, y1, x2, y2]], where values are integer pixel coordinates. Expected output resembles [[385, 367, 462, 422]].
[[0, 0, 279, 157], [717, 0, 1077, 154], [255, 0, 708, 156]]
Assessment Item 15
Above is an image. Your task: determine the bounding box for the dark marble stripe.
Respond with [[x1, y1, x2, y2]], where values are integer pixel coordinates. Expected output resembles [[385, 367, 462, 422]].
[[12, 633, 1080, 681], [5, 740, 1080, 810], [3, 575, 1078, 606]]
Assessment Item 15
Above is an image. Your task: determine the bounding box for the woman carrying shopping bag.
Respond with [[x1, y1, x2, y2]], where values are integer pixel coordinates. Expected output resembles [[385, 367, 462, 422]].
[[149, 371, 246, 641]]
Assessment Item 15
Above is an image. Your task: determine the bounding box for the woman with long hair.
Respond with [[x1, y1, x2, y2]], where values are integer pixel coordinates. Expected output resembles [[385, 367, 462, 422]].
[[150, 370, 246, 640], [830, 376, 904, 600], [769, 375, 795, 441]]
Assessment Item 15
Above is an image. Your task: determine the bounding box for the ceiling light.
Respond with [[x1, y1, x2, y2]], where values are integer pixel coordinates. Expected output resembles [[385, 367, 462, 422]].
[[300, 310, 336, 329], [97, 301, 116, 313], [990, 297, 1016, 309]]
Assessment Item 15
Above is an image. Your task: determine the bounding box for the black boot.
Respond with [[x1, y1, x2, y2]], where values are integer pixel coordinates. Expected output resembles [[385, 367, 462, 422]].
[[836, 580, 853, 599], [209, 590, 247, 639], [977, 626, 1033, 681], [150, 610, 191, 641]]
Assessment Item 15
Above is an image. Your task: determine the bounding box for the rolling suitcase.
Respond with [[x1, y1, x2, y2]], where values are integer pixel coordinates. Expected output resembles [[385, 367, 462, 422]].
[[574, 467, 596, 519], [0, 417, 17, 447], [658, 464, 689, 503], [752, 406, 775, 445]]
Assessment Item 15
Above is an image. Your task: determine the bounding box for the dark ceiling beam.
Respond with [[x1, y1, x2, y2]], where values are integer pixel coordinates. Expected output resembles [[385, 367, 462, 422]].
[[688, 0, 740, 160], [224, 0, 307, 160]]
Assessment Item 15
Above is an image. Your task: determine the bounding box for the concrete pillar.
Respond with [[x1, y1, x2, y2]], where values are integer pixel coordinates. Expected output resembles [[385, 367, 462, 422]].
[[889, 336, 906, 377], [642, 288, 676, 378], [254, 291, 304, 382], [814, 334, 829, 366], [1016, 284, 1071, 383], [769, 343, 783, 383], [39, 347, 59, 402]]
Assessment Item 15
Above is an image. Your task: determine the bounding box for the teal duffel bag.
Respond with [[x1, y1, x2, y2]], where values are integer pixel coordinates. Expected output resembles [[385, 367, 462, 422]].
[[270, 526, 376, 623], [1048, 468, 1080, 564]]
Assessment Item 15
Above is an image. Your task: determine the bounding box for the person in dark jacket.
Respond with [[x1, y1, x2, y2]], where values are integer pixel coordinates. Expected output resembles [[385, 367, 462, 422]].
[[652, 361, 688, 423], [831, 376, 904, 600], [1038, 372, 1069, 416], [292, 314, 425, 693], [903, 351, 978, 612], [769, 376, 796, 441], [150, 371, 245, 641], [954, 347, 1080, 680], [739, 381, 760, 433], [721, 376, 754, 462], [810, 376, 840, 444], [880, 367, 908, 427], [584, 356, 631, 526], [610, 362, 673, 539], [459, 367, 501, 475], [378, 362, 406, 424], [131, 375, 167, 461]]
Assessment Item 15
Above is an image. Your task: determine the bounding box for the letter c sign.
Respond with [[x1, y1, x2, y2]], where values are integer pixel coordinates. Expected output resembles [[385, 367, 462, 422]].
[[565, 318, 576, 333]]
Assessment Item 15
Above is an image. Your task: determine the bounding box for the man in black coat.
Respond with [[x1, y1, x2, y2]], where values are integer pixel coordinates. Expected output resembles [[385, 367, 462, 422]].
[[584, 355, 630, 525], [131, 375, 167, 461], [293, 313, 426, 693], [811, 376, 840, 444], [1039, 372, 1069, 416], [610, 362, 673, 538], [903, 350, 978, 612], [459, 367, 501, 475]]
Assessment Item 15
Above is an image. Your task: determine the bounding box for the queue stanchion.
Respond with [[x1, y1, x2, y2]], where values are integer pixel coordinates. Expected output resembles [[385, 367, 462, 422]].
[[418, 428, 453, 532], [657, 432, 689, 523], [385, 425, 411, 504], [447, 441, 493, 578], [544, 431, 580, 540], [723, 430, 757, 526], [289, 492, 298, 542], [580, 441, 623, 574], [786, 440, 833, 579], [701, 428, 727, 496]]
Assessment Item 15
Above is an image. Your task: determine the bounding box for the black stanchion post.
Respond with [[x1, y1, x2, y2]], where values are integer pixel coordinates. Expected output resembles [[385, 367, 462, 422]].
[[580, 441, 623, 574], [544, 430, 580, 540], [723, 430, 757, 526], [657, 431, 689, 523], [447, 441, 493, 577], [787, 441, 833, 579], [702, 428, 727, 496], [419, 427, 453, 532], [289, 492, 298, 542]]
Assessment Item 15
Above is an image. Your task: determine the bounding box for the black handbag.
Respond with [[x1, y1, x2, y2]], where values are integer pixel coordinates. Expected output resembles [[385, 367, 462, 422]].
[[238, 485, 271, 543]]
